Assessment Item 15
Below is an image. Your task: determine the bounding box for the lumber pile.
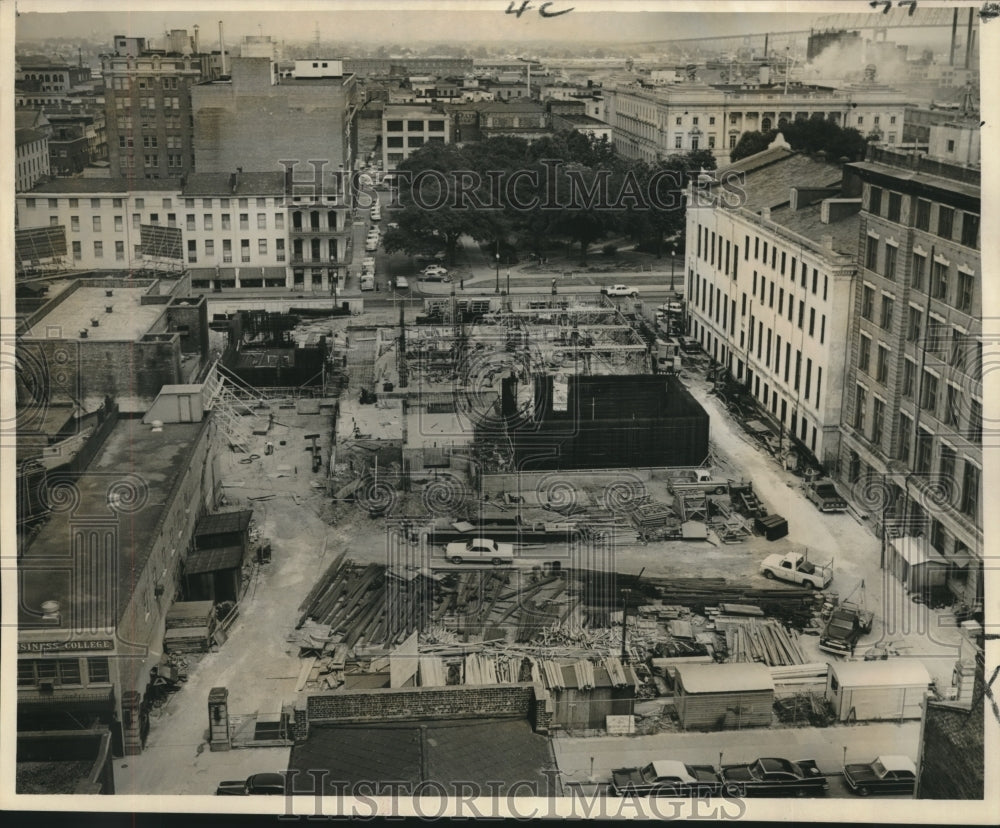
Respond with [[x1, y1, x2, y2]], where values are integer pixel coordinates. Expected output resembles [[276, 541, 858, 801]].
[[713, 614, 808, 666]]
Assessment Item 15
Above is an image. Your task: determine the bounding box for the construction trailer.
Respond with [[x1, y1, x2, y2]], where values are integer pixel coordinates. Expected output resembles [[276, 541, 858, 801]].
[[825, 660, 932, 722], [673, 663, 775, 730]]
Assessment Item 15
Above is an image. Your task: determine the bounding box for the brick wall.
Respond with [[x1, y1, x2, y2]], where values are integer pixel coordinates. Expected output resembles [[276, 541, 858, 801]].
[[918, 658, 984, 799], [296, 683, 553, 739]]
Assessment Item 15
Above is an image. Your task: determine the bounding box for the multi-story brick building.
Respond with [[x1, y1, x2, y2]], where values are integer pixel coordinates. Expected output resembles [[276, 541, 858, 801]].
[[16, 127, 50, 193], [685, 137, 859, 467], [604, 76, 909, 163], [102, 49, 208, 179], [381, 102, 451, 169], [191, 57, 358, 178], [837, 129, 981, 611]]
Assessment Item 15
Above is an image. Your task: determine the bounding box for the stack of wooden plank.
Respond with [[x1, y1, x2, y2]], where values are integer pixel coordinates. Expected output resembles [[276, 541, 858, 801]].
[[631, 501, 674, 530], [715, 616, 808, 666]]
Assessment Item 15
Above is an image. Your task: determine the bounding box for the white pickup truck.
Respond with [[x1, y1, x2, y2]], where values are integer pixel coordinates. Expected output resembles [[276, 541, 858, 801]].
[[760, 551, 833, 589], [666, 468, 731, 496]]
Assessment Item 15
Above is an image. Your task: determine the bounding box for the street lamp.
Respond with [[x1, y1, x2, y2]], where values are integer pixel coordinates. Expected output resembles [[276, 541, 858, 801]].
[[495, 250, 500, 294], [669, 245, 677, 292], [506, 269, 510, 296]]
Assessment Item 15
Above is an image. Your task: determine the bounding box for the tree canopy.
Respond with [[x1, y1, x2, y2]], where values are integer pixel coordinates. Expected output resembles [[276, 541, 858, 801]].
[[382, 130, 717, 264], [729, 116, 869, 164]]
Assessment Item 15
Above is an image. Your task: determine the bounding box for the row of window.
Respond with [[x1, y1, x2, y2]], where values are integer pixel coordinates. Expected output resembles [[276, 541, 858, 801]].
[[186, 238, 287, 263], [24, 195, 285, 210], [862, 403, 982, 521], [868, 184, 979, 249], [69, 237, 290, 264], [691, 317, 823, 455], [384, 119, 447, 132], [690, 271, 825, 414], [854, 371, 982, 450], [118, 136, 186, 149], [864, 240, 976, 315], [17, 657, 111, 687], [385, 135, 447, 149]]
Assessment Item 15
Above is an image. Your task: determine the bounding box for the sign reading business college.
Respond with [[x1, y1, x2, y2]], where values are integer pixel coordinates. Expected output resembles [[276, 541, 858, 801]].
[[18, 639, 115, 653]]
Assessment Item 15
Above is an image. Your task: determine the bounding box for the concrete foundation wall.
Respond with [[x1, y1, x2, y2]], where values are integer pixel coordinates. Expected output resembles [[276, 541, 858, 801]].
[[296, 683, 554, 739]]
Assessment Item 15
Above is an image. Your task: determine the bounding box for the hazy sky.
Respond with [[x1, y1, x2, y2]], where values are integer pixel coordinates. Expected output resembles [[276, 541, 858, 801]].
[[15, 3, 839, 46]]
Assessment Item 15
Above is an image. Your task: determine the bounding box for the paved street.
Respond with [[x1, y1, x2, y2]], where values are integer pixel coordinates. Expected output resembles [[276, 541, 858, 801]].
[[552, 720, 920, 789]]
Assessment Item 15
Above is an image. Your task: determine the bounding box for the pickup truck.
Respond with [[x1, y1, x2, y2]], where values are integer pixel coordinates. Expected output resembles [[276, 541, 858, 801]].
[[216, 772, 287, 795], [667, 468, 731, 496], [718, 757, 828, 798], [445, 538, 514, 565], [760, 551, 833, 589], [805, 479, 848, 512], [818, 603, 874, 656], [611, 760, 722, 797]]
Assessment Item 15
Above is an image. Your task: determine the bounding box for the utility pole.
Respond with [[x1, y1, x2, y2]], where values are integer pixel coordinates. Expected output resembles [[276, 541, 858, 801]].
[[620, 588, 632, 663]]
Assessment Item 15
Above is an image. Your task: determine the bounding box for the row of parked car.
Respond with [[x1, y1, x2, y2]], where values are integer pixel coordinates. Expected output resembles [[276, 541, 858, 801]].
[[217, 754, 916, 796], [610, 754, 916, 798]]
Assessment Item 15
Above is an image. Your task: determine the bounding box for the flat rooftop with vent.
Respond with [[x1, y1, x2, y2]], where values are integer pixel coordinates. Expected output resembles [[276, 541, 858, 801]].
[[21, 285, 163, 342], [15, 278, 210, 412]]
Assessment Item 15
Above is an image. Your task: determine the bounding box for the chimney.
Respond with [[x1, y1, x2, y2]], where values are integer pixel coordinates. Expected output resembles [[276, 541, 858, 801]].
[[193, 24, 200, 55], [821, 235, 834, 250], [761, 207, 771, 221], [219, 20, 226, 74]]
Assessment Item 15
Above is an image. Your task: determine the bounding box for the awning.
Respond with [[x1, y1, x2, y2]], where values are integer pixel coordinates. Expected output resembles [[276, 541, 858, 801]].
[[184, 545, 244, 575], [188, 267, 235, 278], [18, 686, 115, 712], [195, 510, 253, 538]]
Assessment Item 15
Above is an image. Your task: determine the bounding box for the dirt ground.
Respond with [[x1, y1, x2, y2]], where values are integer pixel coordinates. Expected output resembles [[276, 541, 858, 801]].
[[114, 353, 964, 792]]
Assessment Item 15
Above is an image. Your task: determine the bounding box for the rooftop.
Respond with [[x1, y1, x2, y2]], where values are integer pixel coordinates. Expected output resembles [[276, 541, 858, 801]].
[[718, 143, 860, 256], [829, 659, 932, 687], [677, 662, 775, 693], [18, 417, 207, 630], [182, 171, 286, 196], [22, 285, 165, 341], [25, 177, 181, 194], [15, 128, 47, 148]]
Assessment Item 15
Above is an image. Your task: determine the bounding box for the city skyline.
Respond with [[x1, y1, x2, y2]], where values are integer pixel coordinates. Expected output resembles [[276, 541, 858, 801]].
[[14, 2, 947, 48]]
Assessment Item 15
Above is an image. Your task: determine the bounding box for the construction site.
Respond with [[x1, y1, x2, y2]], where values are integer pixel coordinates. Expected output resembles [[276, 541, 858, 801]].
[[7, 278, 957, 802]]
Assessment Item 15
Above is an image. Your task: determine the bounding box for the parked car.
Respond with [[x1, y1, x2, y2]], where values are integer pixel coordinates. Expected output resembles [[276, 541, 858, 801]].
[[611, 760, 722, 797], [216, 772, 287, 796], [418, 273, 451, 283], [420, 264, 449, 277], [603, 284, 639, 297], [804, 479, 848, 512], [718, 757, 828, 797], [843, 755, 917, 797], [394, 276, 409, 290], [445, 538, 514, 565]]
